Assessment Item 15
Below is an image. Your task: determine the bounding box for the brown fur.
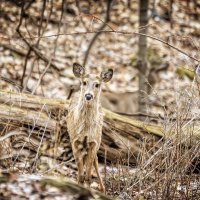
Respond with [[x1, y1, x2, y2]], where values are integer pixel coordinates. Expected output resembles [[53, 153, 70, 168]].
[[67, 74, 105, 192]]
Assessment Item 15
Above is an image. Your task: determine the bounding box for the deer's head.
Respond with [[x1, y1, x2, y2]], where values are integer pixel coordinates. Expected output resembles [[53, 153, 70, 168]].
[[73, 63, 113, 102]]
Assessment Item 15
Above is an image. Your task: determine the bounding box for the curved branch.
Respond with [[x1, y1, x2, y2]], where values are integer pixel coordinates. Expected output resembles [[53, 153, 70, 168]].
[[20, 29, 200, 63], [83, 0, 113, 67]]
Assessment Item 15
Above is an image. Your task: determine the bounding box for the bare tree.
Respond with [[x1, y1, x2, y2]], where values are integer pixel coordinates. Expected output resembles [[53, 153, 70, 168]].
[[137, 0, 149, 113]]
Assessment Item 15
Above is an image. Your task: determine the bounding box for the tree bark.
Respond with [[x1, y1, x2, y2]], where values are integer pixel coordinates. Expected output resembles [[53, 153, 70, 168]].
[[137, 0, 149, 113]]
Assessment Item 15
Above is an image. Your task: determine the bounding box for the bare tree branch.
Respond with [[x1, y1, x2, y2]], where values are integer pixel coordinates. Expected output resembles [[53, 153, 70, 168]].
[[83, 0, 113, 67], [31, 0, 65, 94], [16, 4, 61, 83], [23, 30, 199, 63]]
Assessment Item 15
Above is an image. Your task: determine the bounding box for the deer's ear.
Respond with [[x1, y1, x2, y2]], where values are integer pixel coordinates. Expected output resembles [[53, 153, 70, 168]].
[[100, 69, 113, 82], [73, 63, 85, 78]]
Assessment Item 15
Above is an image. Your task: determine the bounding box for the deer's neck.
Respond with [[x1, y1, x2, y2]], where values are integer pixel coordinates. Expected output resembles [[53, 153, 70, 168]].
[[77, 90, 101, 115], [69, 89, 103, 138]]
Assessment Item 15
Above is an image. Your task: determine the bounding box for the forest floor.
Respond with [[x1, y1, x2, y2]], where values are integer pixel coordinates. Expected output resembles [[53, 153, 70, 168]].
[[0, 0, 200, 199], [0, 0, 199, 115]]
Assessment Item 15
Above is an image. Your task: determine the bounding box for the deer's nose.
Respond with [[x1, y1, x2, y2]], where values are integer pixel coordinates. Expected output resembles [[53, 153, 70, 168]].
[[85, 93, 93, 101]]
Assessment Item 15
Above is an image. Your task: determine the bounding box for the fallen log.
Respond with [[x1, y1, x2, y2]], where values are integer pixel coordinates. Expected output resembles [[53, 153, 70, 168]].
[[0, 172, 113, 200], [0, 90, 198, 168]]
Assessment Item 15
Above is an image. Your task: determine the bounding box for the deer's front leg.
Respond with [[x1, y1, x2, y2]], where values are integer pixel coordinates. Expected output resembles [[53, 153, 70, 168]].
[[94, 155, 105, 193], [76, 156, 84, 184], [85, 141, 96, 186], [73, 141, 85, 184]]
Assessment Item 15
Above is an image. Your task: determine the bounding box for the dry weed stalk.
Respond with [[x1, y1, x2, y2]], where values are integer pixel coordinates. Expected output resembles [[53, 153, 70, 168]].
[[106, 85, 200, 199]]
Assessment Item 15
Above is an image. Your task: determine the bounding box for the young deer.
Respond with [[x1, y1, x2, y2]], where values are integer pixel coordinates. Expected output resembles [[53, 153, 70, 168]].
[[67, 63, 113, 192]]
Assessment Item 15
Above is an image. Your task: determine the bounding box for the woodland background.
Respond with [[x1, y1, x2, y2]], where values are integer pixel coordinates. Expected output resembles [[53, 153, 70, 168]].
[[0, 0, 200, 199]]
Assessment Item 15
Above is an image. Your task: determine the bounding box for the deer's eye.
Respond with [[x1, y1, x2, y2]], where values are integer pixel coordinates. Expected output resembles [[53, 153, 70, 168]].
[[95, 83, 99, 88], [83, 81, 87, 86]]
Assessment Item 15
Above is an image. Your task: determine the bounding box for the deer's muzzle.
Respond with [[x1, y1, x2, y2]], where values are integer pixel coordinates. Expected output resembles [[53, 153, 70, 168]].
[[85, 93, 93, 101]]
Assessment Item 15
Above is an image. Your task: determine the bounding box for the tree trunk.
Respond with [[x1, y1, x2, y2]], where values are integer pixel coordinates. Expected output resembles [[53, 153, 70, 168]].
[[137, 0, 149, 113]]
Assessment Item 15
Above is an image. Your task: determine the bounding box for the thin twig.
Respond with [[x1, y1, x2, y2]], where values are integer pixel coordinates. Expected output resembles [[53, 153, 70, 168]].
[[16, 5, 60, 78], [0, 43, 27, 56], [22, 0, 48, 91], [39, 158, 75, 175], [36, 0, 46, 47], [0, 75, 31, 92], [83, 0, 113, 67], [31, 0, 64, 94], [21, 48, 31, 89], [20, 30, 200, 63]]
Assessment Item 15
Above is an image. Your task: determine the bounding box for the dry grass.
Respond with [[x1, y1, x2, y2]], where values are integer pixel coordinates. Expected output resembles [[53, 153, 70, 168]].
[[105, 83, 200, 200]]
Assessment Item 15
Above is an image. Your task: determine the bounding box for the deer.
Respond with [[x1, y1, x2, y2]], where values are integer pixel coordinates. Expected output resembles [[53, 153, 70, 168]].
[[67, 63, 113, 193]]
